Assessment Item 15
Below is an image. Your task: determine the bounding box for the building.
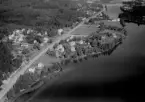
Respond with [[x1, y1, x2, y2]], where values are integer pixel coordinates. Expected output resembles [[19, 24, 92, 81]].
[[112, 18, 120, 22], [112, 33, 117, 38], [21, 43, 29, 48], [56, 44, 65, 53], [71, 46, 76, 52], [27, 29, 33, 34], [78, 40, 84, 44], [69, 41, 76, 46], [37, 62, 44, 70], [9, 30, 25, 44], [43, 37, 49, 43], [34, 40, 37, 44], [58, 29, 64, 35], [44, 31, 48, 35], [66, 35, 74, 42], [28, 67, 35, 73]]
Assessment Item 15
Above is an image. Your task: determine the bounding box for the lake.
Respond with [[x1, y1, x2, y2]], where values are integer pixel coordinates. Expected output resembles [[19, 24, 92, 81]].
[[29, 2, 145, 102]]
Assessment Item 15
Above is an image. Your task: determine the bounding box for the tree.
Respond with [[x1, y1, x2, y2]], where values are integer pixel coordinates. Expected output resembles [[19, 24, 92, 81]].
[[0, 42, 14, 73]]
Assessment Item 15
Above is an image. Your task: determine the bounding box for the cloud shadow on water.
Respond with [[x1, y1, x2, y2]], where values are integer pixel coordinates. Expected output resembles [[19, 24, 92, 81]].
[[35, 55, 145, 102]]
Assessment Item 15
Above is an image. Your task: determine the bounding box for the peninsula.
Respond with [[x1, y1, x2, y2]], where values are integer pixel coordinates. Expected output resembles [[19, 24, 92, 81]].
[[0, 0, 127, 102]]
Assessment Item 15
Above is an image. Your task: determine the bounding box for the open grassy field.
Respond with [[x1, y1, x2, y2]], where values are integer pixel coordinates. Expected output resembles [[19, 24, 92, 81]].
[[33, 54, 59, 67], [103, 20, 122, 27], [105, 5, 121, 19], [71, 24, 99, 35]]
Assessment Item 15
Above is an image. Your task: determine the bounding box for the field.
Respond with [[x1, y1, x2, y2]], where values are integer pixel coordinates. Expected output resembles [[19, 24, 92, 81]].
[[103, 20, 122, 27], [71, 24, 99, 35], [33, 54, 59, 67], [105, 5, 121, 19]]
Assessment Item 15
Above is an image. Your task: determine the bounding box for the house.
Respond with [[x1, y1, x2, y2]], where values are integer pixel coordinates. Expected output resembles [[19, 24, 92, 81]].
[[112, 33, 117, 38], [111, 18, 120, 22], [28, 67, 35, 73], [70, 35, 74, 40], [71, 46, 76, 52], [66, 36, 74, 42], [21, 43, 29, 48], [15, 29, 22, 34], [34, 40, 37, 44], [58, 29, 63, 35], [18, 34, 24, 42], [37, 62, 44, 69], [43, 37, 49, 43], [78, 40, 84, 44], [37, 33, 42, 36], [9, 29, 25, 44], [27, 29, 33, 34], [69, 41, 76, 46], [44, 31, 48, 35], [55, 51, 61, 58], [56, 44, 64, 53], [8, 34, 15, 40], [21, 28, 25, 32]]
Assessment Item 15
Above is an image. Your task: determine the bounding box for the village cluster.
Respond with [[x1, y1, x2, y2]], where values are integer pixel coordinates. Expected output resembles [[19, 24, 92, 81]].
[[3, 28, 66, 62], [47, 24, 123, 60]]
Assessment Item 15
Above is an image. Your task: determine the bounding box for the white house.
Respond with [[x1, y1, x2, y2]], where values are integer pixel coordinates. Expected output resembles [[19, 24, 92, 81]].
[[8, 34, 15, 40], [28, 68, 35, 73], [111, 18, 120, 22], [67, 35, 74, 42], [78, 40, 84, 44], [58, 29, 63, 35], [56, 44, 64, 53], [43, 37, 49, 43], [37, 33, 42, 36], [112, 33, 117, 38], [71, 46, 76, 52], [21, 43, 29, 48], [27, 29, 33, 34], [34, 40, 37, 44], [69, 41, 76, 46], [37, 62, 44, 69], [21, 28, 25, 32], [44, 31, 48, 35]]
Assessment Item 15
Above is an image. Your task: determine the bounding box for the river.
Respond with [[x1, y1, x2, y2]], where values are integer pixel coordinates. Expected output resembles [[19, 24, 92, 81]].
[[29, 2, 145, 102]]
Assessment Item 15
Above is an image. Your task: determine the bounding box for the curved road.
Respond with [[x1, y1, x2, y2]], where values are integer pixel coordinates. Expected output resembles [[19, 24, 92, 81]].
[[0, 6, 105, 101]]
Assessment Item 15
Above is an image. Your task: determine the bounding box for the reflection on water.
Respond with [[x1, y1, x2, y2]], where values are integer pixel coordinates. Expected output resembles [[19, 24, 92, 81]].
[[119, 3, 145, 26], [30, 3, 145, 102]]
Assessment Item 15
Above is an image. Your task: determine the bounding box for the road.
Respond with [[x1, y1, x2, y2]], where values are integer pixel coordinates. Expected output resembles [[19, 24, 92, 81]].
[[0, 6, 105, 101]]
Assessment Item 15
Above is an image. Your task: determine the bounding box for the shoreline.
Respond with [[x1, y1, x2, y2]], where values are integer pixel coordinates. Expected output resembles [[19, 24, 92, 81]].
[[11, 37, 124, 102], [8, 22, 127, 101], [2, 2, 128, 102], [17, 68, 73, 102]]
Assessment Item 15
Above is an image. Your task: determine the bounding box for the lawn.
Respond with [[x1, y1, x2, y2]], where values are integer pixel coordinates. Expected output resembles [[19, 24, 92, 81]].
[[33, 54, 59, 67]]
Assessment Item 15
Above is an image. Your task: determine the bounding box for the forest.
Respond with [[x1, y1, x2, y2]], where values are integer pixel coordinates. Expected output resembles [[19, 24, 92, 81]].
[[119, 0, 145, 26]]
